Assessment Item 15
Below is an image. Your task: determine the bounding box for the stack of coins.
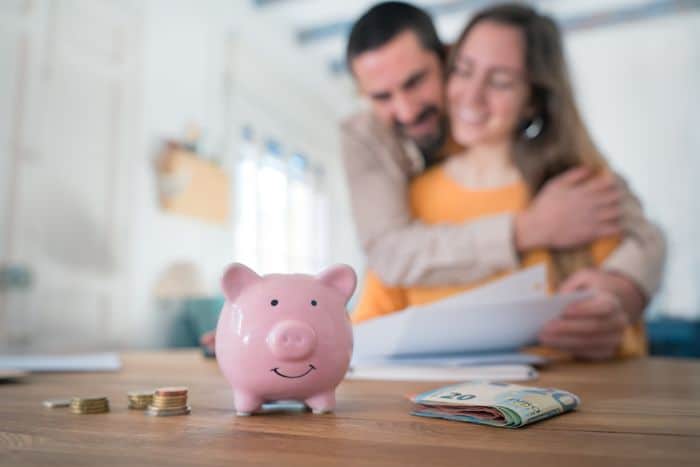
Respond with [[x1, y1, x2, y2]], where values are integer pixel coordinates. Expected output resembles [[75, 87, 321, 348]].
[[127, 390, 154, 410], [146, 387, 190, 417], [70, 396, 109, 414]]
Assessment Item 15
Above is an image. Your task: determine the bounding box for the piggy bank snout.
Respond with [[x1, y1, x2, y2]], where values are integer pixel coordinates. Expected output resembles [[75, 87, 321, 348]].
[[266, 320, 317, 361]]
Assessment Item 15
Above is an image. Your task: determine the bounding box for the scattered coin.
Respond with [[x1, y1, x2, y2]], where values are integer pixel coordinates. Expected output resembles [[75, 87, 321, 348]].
[[42, 399, 71, 408], [70, 396, 109, 414], [127, 390, 154, 410]]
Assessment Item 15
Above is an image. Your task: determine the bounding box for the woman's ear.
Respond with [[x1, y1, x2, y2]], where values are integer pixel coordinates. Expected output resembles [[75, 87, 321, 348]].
[[523, 98, 538, 120], [221, 263, 261, 302]]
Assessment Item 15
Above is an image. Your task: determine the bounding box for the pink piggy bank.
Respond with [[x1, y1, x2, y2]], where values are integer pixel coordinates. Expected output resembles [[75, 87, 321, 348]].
[[215, 263, 356, 416]]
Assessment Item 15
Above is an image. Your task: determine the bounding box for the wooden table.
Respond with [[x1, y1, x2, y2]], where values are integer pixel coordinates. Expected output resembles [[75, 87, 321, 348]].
[[2, 350, 699, 466]]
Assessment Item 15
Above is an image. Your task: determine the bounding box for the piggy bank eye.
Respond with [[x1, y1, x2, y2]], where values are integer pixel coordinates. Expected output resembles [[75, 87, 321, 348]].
[[270, 299, 279, 307], [310, 299, 317, 307]]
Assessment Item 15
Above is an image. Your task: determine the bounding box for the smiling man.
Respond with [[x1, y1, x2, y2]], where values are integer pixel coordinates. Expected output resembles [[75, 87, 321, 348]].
[[348, 23, 447, 162], [341, 2, 666, 359]]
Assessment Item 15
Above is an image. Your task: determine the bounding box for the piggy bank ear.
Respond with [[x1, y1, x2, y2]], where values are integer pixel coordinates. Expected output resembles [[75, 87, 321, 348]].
[[221, 263, 261, 302], [317, 264, 356, 303]]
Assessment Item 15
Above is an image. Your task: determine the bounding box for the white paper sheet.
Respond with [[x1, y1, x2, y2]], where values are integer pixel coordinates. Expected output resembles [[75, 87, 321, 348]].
[[433, 263, 549, 306], [351, 351, 547, 368], [346, 364, 538, 382], [353, 264, 591, 358], [0, 352, 122, 372]]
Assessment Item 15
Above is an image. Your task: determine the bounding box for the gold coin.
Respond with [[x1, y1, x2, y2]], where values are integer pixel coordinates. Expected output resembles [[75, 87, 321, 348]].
[[152, 398, 187, 406], [71, 405, 109, 411], [71, 396, 108, 402], [71, 402, 109, 409], [71, 400, 109, 406], [153, 394, 187, 401], [70, 397, 108, 406], [70, 406, 109, 414], [145, 406, 191, 417], [152, 398, 186, 403], [70, 399, 108, 405], [152, 402, 187, 408], [151, 403, 187, 410], [155, 387, 188, 397], [127, 390, 155, 398], [128, 399, 151, 404]]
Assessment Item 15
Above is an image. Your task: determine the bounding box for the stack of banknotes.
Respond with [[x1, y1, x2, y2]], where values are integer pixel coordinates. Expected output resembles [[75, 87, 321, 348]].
[[410, 381, 580, 428]]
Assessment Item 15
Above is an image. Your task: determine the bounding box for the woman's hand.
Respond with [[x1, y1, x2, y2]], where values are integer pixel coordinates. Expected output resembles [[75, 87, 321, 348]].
[[515, 167, 622, 251], [539, 270, 629, 360]]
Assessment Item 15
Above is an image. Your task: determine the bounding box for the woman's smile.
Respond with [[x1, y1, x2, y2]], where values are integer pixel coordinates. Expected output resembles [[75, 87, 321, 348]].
[[455, 107, 488, 125]]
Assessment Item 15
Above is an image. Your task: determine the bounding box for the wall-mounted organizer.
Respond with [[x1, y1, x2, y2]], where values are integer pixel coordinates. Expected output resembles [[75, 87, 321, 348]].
[[157, 148, 230, 224]]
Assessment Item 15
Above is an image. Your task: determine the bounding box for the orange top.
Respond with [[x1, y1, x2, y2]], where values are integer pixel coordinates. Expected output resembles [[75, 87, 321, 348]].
[[352, 165, 646, 358]]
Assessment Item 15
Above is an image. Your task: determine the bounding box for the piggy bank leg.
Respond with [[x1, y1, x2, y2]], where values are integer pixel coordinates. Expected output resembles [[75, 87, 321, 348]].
[[233, 390, 264, 416], [305, 390, 336, 414]]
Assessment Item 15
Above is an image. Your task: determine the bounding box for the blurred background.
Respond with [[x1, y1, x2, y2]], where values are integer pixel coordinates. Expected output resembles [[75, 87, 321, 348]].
[[0, 0, 698, 353]]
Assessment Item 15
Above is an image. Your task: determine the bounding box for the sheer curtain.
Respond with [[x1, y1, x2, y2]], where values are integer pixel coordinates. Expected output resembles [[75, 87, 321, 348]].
[[233, 128, 329, 275]]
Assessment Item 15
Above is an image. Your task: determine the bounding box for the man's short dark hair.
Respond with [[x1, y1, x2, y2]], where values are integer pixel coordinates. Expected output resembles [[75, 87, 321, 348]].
[[346, 1, 444, 73]]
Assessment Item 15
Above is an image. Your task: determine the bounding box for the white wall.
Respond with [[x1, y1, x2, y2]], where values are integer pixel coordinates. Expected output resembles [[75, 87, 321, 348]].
[[0, 0, 362, 351], [126, 0, 236, 348], [566, 12, 700, 317], [125, 0, 362, 348], [0, 0, 142, 351]]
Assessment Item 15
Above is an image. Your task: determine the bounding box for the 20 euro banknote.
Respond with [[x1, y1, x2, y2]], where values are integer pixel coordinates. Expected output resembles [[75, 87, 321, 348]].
[[410, 381, 580, 428]]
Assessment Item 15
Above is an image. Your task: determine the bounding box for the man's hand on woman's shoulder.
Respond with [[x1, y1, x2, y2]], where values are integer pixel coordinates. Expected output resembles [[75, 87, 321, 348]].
[[515, 167, 623, 252]]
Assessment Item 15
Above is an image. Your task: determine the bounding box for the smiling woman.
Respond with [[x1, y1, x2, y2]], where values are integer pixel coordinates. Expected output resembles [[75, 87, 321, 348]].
[[445, 5, 615, 285]]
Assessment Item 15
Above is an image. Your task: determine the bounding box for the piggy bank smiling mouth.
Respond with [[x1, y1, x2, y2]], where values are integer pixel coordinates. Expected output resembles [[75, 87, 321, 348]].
[[271, 364, 316, 379]]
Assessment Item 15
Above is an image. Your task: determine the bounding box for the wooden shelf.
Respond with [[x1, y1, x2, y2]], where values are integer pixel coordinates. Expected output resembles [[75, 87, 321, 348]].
[[157, 149, 229, 224]]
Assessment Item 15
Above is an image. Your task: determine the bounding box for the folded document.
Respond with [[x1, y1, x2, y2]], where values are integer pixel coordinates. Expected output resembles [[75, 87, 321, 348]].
[[353, 264, 591, 358], [346, 364, 538, 382]]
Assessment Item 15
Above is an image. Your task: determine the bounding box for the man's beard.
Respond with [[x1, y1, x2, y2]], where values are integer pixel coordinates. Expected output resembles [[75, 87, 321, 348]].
[[393, 106, 447, 160]]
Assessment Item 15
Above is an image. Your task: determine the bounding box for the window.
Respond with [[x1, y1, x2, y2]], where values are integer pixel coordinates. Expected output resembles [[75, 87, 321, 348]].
[[233, 127, 328, 275]]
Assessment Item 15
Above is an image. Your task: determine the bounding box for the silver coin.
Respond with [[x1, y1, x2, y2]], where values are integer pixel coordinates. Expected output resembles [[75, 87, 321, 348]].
[[43, 399, 71, 408]]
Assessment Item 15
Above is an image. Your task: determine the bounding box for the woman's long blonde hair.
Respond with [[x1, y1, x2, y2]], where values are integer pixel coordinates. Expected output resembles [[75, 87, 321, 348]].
[[449, 3, 608, 286]]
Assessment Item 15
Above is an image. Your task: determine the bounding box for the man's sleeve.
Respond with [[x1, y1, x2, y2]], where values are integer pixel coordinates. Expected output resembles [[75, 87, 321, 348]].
[[341, 124, 519, 287], [601, 175, 666, 298]]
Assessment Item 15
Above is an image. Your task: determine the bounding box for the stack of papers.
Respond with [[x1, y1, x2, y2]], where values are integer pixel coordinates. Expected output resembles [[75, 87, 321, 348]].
[[346, 364, 539, 382], [350, 265, 590, 381]]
